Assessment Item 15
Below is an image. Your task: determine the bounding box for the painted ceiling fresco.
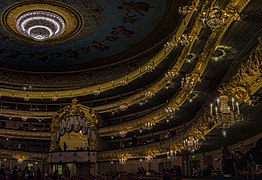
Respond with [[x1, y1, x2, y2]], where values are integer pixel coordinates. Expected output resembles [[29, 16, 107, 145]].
[[0, 0, 168, 68]]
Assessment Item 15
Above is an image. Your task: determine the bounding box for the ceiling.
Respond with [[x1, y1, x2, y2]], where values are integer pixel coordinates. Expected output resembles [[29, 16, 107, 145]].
[[0, 0, 261, 157], [0, 0, 176, 71]]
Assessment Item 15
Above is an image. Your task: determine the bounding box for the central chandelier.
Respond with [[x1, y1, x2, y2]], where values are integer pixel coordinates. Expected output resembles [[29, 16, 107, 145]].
[[16, 11, 66, 41]]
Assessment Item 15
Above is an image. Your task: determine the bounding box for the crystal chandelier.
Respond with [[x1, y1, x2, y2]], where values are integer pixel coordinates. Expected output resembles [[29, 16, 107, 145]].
[[119, 157, 127, 165], [167, 150, 176, 160], [16, 11, 65, 41], [209, 95, 242, 129], [184, 137, 200, 153], [201, 8, 229, 30], [145, 155, 153, 163]]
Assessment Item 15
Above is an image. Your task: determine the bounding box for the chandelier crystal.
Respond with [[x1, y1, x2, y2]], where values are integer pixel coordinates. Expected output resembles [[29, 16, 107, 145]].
[[16, 11, 66, 41]]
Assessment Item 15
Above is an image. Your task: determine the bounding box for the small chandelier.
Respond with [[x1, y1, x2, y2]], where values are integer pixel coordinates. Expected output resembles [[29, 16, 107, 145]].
[[119, 104, 128, 111], [119, 130, 127, 138], [165, 106, 176, 118], [119, 157, 127, 165], [145, 91, 155, 100], [201, 8, 229, 30], [164, 41, 175, 53], [22, 116, 28, 121], [165, 71, 177, 89], [181, 75, 196, 91], [178, 6, 195, 15], [184, 137, 200, 153], [52, 93, 58, 101], [209, 95, 242, 129], [179, 34, 194, 46], [17, 158, 24, 164], [144, 121, 155, 130], [167, 150, 177, 160], [93, 85, 101, 96], [145, 155, 154, 163], [120, 76, 128, 86], [145, 64, 154, 73], [165, 71, 176, 81]]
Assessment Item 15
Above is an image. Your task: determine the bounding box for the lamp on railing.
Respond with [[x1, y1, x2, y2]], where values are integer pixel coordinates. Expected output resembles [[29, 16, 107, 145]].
[[119, 104, 128, 111], [165, 71, 177, 89], [167, 150, 176, 160], [145, 64, 154, 73], [119, 157, 127, 165], [209, 95, 242, 129], [201, 8, 230, 30], [93, 86, 101, 96], [17, 158, 23, 164], [165, 106, 176, 119], [178, 6, 195, 15], [164, 41, 175, 53], [22, 116, 28, 121], [179, 34, 194, 46], [181, 75, 196, 91], [145, 91, 155, 100], [119, 130, 127, 138], [144, 121, 155, 130], [184, 137, 200, 153], [120, 75, 128, 86], [145, 155, 154, 163]]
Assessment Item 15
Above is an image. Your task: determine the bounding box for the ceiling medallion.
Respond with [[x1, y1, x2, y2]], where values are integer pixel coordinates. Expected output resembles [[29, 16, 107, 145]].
[[3, 1, 83, 43], [16, 11, 66, 41]]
